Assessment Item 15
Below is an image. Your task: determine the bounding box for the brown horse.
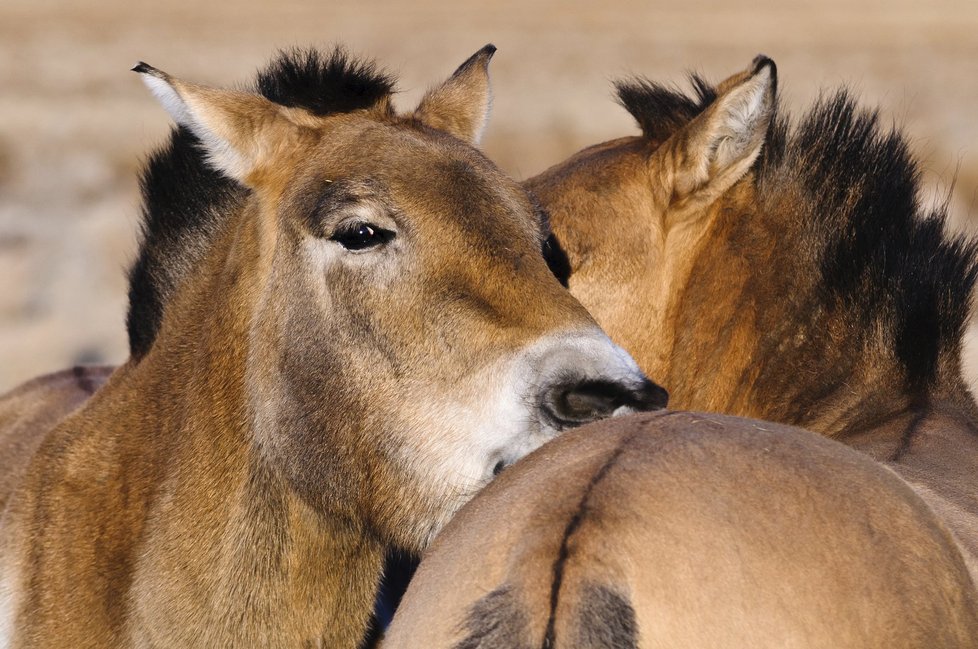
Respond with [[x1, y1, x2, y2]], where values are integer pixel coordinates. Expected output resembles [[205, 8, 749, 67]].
[[381, 57, 978, 647], [526, 56, 978, 564], [385, 413, 978, 648], [0, 47, 665, 647]]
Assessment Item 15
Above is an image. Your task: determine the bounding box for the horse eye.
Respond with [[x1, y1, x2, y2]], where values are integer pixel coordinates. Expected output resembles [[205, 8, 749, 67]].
[[331, 222, 395, 251]]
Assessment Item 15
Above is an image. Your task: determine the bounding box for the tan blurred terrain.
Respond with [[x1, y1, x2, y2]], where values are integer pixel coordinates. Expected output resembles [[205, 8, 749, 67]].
[[1, 0, 977, 391]]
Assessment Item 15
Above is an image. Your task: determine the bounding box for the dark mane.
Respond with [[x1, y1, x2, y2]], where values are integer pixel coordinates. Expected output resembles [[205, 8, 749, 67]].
[[126, 48, 396, 358], [614, 76, 716, 142], [615, 76, 978, 393]]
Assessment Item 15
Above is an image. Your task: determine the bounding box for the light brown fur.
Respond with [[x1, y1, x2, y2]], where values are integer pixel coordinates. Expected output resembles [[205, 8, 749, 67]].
[[0, 366, 112, 514], [526, 58, 978, 568], [384, 57, 978, 647], [386, 413, 978, 647], [0, 48, 662, 648]]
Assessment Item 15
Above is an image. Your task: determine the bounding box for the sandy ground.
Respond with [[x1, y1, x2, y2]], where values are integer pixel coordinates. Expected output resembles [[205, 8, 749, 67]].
[[1, 0, 977, 391]]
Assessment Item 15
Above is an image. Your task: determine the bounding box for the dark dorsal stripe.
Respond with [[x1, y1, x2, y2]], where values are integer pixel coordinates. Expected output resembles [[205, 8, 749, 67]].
[[615, 76, 978, 393], [126, 48, 396, 359], [541, 431, 638, 649]]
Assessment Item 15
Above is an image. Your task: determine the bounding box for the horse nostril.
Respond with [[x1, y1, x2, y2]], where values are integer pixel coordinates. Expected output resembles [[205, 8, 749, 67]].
[[543, 377, 667, 429]]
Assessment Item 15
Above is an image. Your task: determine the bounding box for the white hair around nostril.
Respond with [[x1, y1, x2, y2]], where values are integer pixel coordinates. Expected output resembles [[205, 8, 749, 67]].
[[527, 328, 667, 430]]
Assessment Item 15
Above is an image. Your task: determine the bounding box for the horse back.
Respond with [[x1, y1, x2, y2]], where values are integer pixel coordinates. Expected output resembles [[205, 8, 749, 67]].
[[385, 411, 978, 648], [0, 366, 113, 512]]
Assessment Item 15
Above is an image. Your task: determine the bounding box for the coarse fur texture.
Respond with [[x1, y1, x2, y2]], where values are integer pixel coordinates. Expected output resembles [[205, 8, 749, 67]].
[[453, 586, 532, 649], [524, 56, 978, 580], [383, 57, 978, 647], [127, 49, 569, 359], [610, 65, 978, 401], [127, 49, 396, 359], [0, 46, 663, 649]]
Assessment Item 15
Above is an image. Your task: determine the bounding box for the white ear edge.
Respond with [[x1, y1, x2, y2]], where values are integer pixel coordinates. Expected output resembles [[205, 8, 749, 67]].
[[193, 129, 251, 182], [137, 69, 193, 127], [727, 65, 772, 132], [471, 84, 492, 146], [135, 63, 251, 181]]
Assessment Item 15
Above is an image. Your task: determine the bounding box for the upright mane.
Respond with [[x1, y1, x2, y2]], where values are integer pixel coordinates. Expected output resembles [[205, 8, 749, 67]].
[[615, 76, 978, 394], [126, 48, 396, 358]]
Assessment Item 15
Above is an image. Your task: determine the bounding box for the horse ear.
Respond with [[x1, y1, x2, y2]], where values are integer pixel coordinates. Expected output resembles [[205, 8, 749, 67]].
[[133, 62, 291, 183], [414, 44, 496, 145], [662, 56, 776, 202]]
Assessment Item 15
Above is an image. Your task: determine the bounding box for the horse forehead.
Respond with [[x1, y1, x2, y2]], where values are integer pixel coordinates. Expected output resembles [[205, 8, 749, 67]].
[[321, 125, 535, 236], [399, 164, 539, 254]]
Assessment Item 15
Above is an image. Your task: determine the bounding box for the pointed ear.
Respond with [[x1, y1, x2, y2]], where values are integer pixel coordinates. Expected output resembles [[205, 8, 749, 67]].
[[133, 62, 294, 183], [662, 56, 777, 202], [414, 44, 495, 145]]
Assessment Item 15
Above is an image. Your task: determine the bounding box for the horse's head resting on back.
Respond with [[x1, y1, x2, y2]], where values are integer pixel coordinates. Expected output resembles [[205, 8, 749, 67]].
[[132, 47, 666, 550]]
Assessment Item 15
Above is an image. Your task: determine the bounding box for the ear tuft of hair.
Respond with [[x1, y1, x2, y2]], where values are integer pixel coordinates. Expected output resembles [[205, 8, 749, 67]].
[[131, 61, 157, 76], [750, 55, 775, 76]]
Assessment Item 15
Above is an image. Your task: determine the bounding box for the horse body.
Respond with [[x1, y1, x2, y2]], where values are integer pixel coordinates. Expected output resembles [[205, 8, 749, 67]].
[[385, 413, 978, 648], [843, 405, 978, 571], [0, 47, 663, 647]]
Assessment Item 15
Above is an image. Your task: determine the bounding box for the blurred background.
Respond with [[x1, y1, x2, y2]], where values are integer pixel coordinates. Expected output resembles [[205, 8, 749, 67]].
[[1, 0, 977, 391]]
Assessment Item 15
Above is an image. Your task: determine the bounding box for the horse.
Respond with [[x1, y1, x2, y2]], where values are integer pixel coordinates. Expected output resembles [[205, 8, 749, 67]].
[[0, 46, 666, 648], [384, 412, 978, 647], [380, 57, 978, 646], [525, 55, 978, 564]]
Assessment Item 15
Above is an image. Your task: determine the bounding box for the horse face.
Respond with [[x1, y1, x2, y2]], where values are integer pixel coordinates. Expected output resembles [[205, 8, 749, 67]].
[[136, 50, 666, 549]]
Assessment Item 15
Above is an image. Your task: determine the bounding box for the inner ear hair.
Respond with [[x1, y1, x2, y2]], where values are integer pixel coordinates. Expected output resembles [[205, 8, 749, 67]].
[[708, 57, 776, 171], [673, 56, 777, 199], [134, 62, 296, 183]]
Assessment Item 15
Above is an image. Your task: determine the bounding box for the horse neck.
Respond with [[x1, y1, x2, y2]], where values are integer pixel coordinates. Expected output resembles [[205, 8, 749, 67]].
[[663, 194, 977, 439], [82, 209, 384, 645]]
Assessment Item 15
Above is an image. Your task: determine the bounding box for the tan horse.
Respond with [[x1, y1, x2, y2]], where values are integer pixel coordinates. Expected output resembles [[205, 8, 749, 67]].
[[0, 47, 665, 648], [385, 412, 978, 647], [526, 56, 978, 564], [382, 57, 978, 647]]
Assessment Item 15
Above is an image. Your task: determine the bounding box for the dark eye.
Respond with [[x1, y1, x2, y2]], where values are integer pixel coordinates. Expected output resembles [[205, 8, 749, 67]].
[[331, 222, 395, 251], [542, 233, 571, 287]]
